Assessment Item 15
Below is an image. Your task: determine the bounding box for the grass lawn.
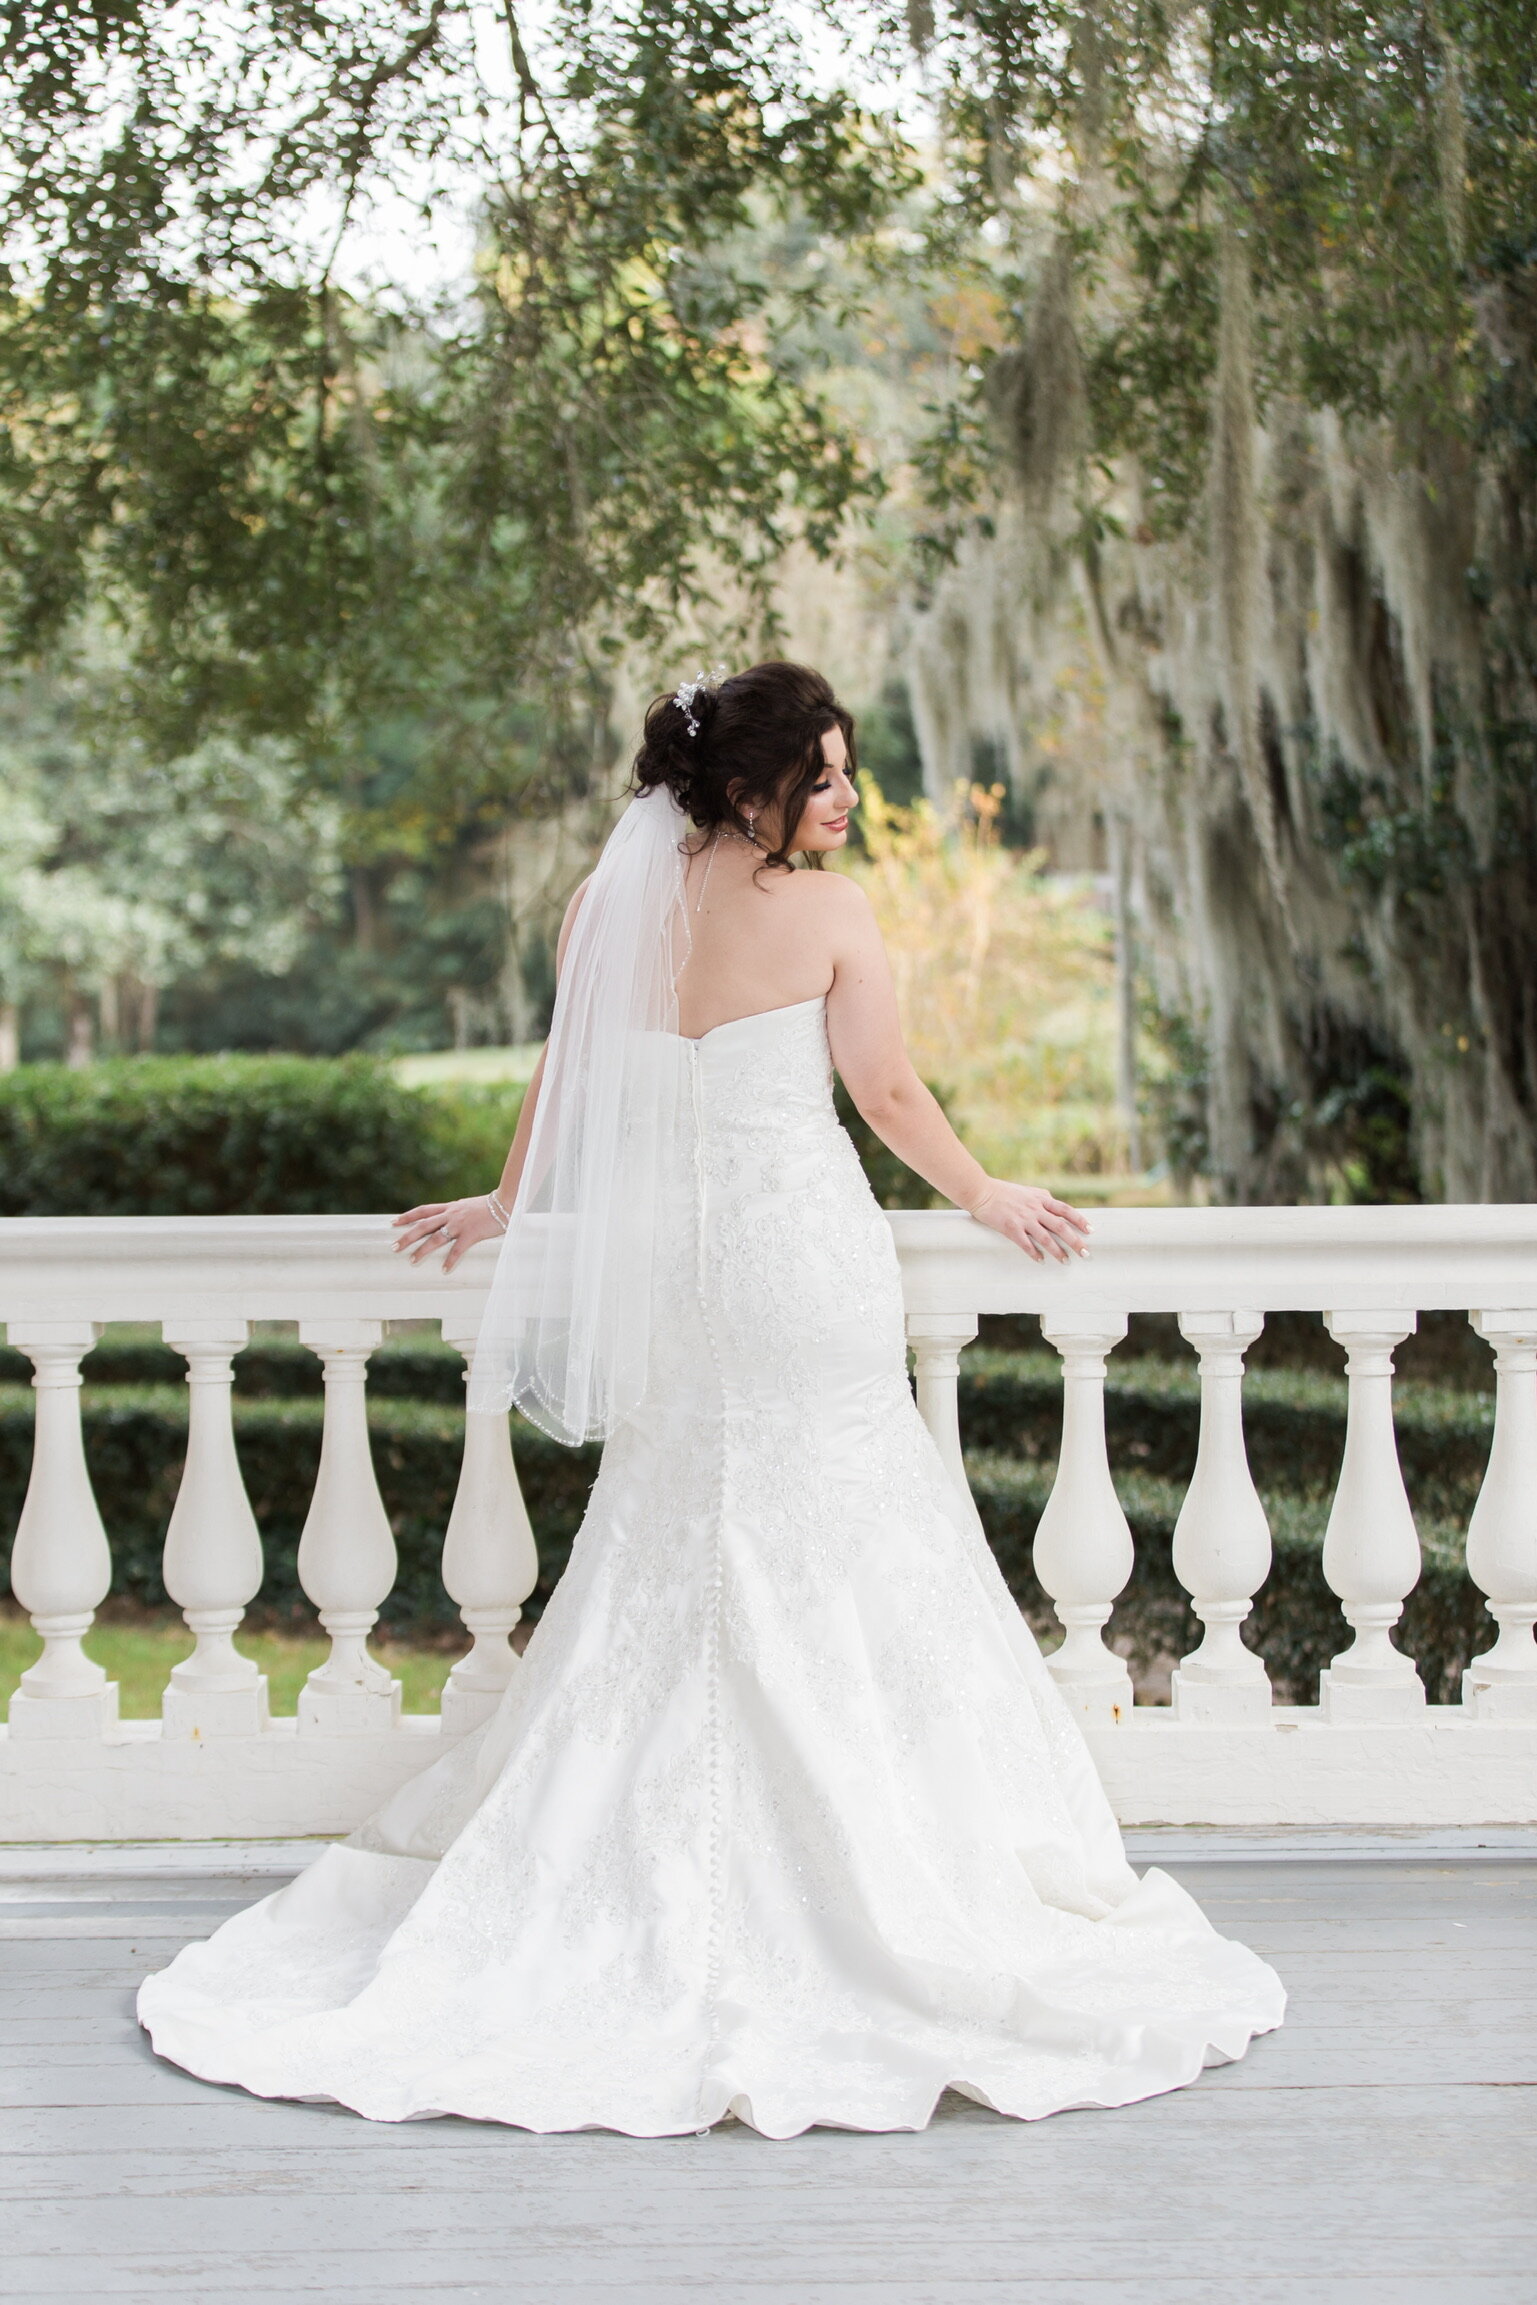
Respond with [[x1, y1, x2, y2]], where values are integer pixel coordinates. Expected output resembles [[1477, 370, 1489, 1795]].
[[0, 1604, 463, 1718]]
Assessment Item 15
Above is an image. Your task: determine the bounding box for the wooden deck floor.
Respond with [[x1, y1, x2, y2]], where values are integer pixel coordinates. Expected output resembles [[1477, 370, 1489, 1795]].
[[1, 1832, 1533, 2304]]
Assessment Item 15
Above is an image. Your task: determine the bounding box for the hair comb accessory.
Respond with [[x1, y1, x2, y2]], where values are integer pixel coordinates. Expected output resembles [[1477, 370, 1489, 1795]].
[[672, 664, 728, 737]]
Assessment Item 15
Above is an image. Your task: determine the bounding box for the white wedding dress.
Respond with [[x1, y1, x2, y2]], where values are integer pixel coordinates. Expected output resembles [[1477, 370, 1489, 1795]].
[[139, 996, 1284, 2135]]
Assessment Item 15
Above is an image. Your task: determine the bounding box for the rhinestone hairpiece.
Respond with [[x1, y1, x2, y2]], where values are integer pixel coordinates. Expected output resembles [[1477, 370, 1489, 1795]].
[[672, 664, 728, 738]]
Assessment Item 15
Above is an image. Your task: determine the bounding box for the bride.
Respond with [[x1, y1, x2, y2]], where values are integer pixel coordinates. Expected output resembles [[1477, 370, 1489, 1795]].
[[139, 660, 1284, 2136]]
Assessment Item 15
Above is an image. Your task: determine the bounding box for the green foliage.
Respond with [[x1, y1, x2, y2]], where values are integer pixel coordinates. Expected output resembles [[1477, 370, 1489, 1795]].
[[1140, 999, 1212, 1188], [4, 2, 1534, 1187], [0, 5, 918, 1067], [0, 1054, 523, 1214], [925, 0, 1537, 503], [0, 2, 902, 773], [850, 679, 926, 812], [0, 672, 346, 1044], [0, 1052, 947, 1213], [152, 895, 519, 1061], [422, 1084, 530, 1204]]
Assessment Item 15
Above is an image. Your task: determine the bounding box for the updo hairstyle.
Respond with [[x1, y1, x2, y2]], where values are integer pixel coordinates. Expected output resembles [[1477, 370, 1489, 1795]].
[[631, 659, 856, 870]]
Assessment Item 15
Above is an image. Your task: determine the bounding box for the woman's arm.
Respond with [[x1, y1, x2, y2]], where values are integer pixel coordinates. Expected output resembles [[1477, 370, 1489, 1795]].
[[393, 877, 590, 1271], [822, 877, 1090, 1264]]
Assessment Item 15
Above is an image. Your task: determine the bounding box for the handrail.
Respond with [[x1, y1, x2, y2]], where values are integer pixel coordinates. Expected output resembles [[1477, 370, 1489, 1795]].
[[5, 1203, 1537, 1319], [2, 1207, 1535, 1839]]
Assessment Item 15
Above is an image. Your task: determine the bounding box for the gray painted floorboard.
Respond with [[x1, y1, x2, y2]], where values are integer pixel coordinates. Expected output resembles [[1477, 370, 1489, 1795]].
[[0, 1851, 1531, 2303]]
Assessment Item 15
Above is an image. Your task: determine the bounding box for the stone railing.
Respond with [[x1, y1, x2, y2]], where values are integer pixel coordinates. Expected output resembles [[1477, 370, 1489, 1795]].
[[1, 1207, 1534, 1839]]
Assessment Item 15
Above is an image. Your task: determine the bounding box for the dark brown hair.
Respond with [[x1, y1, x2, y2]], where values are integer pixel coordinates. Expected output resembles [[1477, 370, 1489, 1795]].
[[631, 660, 856, 870]]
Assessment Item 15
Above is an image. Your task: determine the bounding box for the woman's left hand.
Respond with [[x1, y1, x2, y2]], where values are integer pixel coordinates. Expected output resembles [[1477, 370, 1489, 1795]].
[[392, 1196, 505, 1272], [963, 1180, 1091, 1263]]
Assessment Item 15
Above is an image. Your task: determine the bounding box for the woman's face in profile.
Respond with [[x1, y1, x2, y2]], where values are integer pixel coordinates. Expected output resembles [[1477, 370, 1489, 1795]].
[[786, 727, 859, 855]]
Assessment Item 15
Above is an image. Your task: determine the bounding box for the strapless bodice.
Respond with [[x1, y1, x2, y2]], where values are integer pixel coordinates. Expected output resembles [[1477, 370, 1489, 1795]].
[[674, 995, 840, 1155]]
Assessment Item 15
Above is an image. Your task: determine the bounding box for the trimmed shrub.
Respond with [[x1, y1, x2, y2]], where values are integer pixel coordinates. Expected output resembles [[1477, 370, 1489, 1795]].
[[0, 1055, 526, 1216], [424, 1085, 530, 1204], [0, 1056, 943, 1216]]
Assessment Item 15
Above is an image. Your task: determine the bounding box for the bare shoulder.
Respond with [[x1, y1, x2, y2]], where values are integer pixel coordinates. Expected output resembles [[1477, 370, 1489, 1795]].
[[769, 869, 874, 959], [773, 868, 871, 919]]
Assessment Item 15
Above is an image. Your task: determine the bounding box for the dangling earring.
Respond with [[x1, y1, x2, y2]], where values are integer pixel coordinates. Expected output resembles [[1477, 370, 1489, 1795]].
[[743, 811, 758, 845]]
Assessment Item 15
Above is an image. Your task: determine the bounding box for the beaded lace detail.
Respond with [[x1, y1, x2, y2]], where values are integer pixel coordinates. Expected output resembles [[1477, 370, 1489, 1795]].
[[138, 997, 1284, 2136]]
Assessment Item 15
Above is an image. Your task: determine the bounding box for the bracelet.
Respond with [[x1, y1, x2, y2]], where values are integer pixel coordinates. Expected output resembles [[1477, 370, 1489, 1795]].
[[486, 1190, 510, 1233]]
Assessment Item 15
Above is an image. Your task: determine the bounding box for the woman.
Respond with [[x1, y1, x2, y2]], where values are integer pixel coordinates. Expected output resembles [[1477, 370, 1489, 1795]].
[[139, 661, 1283, 2137]]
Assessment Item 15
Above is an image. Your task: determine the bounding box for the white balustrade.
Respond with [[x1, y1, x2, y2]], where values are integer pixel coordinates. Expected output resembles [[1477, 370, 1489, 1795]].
[[1318, 1312, 1425, 1721], [295, 1319, 402, 1735], [1032, 1312, 1135, 1723], [908, 1313, 984, 1537], [2, 1205, 1536, 1836], [438, 1311, 539, 1733], [1462, 1312, 1537, 1719], [1170, 1311, 1273, 1723], [160, 1323, 269, 1739], [5, 1322, 117, 1739]]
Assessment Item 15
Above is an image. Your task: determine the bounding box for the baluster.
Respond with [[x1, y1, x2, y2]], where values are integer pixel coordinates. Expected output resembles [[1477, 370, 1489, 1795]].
[[160, 1322, 269, 1738], [1319, 1311, 1425, 1720], [1462, 1312, 1537, 1719], [907, 1313, 984, 1538], [1034, 1313, 1135, 1722], [437, 1313, 540, 1733], [6, 1322, 119, 1739], [1170, 1311, 1274, 1723], [294, 1319, 401, 1734]]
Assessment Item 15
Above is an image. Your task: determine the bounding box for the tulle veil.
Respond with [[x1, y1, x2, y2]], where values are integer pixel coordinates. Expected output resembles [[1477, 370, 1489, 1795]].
[[467, 783, 694, 1444]]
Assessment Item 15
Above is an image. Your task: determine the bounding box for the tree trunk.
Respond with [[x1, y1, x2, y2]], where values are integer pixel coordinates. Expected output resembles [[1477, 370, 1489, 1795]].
[[350, 866, 378, 954], [65, 995, 95, 1070], [135, 981, 159, 1054]]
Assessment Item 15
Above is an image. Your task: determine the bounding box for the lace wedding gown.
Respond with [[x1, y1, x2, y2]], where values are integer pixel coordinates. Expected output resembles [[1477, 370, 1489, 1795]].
[[139, 996, 1284, 2135]]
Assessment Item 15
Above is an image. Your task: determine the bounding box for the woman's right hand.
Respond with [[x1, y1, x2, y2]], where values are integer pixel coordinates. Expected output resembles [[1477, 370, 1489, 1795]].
[[963, 1180, 1091, 1264], [393, 1195, 506, 1272]]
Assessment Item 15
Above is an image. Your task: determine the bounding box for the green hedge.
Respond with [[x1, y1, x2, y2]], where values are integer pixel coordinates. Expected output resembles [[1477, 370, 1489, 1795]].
[[0, 1379, 1491, 1705], [0, 1056, 525, 1215], [0, 1056, 941, 1217]]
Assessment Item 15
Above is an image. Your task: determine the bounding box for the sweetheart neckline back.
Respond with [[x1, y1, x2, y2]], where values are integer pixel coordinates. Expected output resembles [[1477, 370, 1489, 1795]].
[[674, 993, 827, 1046]]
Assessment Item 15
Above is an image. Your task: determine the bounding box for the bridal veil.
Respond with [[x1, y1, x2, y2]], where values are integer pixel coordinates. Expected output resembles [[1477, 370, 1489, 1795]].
[[469, 784, 693, 1444]]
